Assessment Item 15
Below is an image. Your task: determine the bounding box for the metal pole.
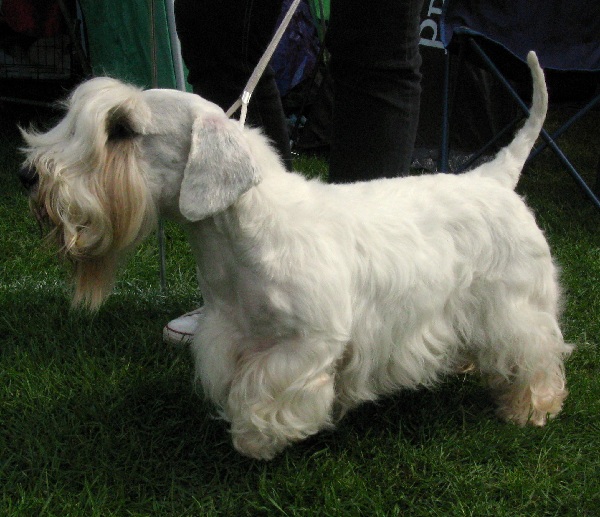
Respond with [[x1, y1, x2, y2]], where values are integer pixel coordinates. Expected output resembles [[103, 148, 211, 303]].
[[149, 0, 168, 292], [165, 0, 186, 91]]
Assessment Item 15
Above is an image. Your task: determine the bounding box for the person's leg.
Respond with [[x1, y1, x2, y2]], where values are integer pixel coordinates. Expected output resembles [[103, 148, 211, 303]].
[[326, 0, 425, 182], [175, 0, 292, 169]]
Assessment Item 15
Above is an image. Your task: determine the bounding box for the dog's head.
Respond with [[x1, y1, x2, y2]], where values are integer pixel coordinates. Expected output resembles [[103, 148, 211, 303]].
[[19, 77, 260, 309]]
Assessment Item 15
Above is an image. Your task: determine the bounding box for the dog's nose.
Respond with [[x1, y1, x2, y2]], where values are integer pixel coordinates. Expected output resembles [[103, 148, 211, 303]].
[[18, 165, 39, 191]]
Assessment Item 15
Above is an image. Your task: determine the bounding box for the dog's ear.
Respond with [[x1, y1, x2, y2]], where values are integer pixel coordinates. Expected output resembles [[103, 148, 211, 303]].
[[179, 116, 261, 222]]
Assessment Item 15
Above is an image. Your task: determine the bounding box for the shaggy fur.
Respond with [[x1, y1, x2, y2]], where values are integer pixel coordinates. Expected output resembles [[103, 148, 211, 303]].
[[21, 52, 572, 460]]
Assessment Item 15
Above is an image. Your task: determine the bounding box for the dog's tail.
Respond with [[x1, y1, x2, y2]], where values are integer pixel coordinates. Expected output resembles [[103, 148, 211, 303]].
[[468, 51, 547, 190]]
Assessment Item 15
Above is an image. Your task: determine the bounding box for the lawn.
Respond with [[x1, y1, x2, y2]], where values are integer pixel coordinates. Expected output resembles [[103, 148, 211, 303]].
[[1, 104, 599, 516]]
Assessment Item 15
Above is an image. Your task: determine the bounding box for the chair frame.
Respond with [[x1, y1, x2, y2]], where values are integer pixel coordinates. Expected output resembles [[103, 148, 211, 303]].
[[440, 35, 600, 211]]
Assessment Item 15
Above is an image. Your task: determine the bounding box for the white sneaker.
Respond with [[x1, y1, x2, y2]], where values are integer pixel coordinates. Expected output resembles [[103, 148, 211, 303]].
[[162, 307, 204, 346]]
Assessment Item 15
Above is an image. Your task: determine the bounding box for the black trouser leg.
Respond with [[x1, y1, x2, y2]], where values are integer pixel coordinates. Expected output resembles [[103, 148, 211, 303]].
[[327, 0, 425, 182], [175, 0, 292, 170]]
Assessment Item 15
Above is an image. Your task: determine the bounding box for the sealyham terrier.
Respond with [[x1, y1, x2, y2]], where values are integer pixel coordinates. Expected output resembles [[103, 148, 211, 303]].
[[19, 52, 572, 460]]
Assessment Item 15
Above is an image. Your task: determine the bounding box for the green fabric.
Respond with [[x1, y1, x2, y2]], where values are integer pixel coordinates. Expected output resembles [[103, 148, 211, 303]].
[[308, 0, 329, 41], [308, 0, 330, 21], [78, 0, 177, 89]]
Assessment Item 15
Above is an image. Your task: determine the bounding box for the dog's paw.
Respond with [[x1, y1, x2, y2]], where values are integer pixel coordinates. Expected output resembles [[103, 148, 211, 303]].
[[232, 429, 288, 461]]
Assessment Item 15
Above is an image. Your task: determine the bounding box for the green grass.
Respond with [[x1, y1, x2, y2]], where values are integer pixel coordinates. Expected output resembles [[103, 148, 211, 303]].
[[1, 105, 599, 516]]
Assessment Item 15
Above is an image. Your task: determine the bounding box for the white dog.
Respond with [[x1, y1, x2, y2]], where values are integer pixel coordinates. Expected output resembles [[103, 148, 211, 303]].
[[20, 52, 572, 460]]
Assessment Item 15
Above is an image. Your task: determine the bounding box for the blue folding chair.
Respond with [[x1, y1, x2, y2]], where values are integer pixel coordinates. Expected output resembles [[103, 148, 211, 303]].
[[439, 0, 600, 210]]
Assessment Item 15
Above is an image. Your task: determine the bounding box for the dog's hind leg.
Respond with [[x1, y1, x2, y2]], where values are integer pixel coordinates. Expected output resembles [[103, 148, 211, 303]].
[[225, 337, 343, 460], [489, 362, 569, 426], [477, 301, 572, 426]]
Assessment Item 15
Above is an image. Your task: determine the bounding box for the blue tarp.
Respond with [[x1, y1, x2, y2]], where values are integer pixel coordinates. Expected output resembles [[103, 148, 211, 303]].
[[272, 0, 321, 97], [441, 0, 600, 72]]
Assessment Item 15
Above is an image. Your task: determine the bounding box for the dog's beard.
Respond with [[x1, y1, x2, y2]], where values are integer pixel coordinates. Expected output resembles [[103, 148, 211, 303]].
[[28, 164, 156, 311], [28, 192, 120, 310], [72, 253, 122, 310]]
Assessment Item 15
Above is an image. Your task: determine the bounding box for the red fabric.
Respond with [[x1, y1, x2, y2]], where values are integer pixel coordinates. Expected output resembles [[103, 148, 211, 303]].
[[3, 0, 63, 38]]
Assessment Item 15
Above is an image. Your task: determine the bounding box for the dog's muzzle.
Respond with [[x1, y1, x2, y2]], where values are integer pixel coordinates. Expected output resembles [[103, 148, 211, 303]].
[[18, 165, 39, 192]]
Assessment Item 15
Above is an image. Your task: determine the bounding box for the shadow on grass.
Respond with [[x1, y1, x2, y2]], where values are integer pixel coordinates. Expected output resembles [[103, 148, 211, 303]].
[[2, 283, 594, 515]]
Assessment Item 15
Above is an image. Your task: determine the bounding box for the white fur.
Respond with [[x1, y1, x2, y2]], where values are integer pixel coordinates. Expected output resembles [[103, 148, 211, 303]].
[[22, 52, 572, 460]]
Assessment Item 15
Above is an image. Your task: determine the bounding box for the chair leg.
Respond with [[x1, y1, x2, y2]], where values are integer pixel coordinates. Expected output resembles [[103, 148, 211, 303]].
[[439, 49, 451, 172], [468, 38, 600, 211], [527, 92, 600, 164], [439, 40, 467, 173], [456, 115, 521, 173]]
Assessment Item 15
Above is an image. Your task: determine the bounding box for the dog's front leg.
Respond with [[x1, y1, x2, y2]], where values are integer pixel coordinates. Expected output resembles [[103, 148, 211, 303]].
[[226, 336, 343, 460]]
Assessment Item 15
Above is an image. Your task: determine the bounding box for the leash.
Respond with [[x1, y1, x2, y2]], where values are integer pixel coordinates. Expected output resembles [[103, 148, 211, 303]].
[[226, 0, 302, 127]]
